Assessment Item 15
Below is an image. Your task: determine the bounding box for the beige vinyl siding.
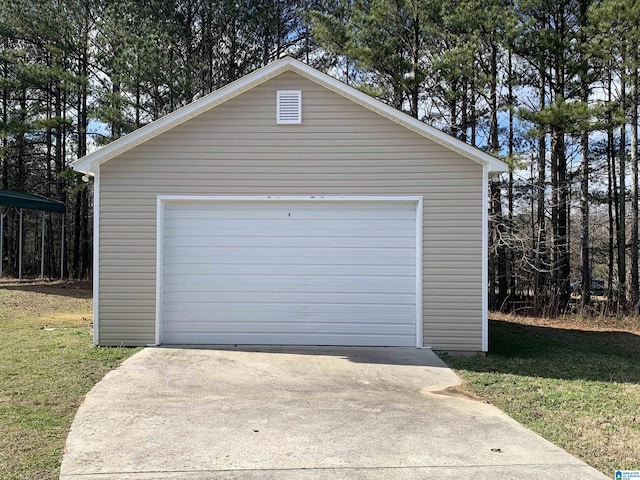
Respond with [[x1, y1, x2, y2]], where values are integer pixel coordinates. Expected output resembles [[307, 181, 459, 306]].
[[99, 70, 483, 350]]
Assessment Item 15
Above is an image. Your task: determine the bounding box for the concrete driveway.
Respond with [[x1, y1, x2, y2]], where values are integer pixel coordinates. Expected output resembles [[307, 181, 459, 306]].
[[60, 347, 608, 480]]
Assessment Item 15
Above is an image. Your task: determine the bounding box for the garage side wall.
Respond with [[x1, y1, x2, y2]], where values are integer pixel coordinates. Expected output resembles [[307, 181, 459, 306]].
[[99, 71, 484, 351]]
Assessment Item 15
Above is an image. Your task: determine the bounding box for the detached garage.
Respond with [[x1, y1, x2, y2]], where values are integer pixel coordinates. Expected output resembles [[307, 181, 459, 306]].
[[73, 57, 507, 353]]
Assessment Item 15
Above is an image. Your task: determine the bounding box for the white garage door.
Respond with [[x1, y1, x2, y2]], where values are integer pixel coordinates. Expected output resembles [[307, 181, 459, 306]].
[[159, 198, 419, 346]]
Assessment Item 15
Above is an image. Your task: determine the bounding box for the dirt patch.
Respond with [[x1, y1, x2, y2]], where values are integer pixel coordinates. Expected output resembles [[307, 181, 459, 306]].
[[491, 311, 640, 335], [0, 280, 92, 325], [0, 279, 92, 297]]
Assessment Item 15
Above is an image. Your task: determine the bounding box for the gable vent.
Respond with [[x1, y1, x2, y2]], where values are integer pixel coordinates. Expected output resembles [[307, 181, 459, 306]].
[[277, 90, 302, 124]]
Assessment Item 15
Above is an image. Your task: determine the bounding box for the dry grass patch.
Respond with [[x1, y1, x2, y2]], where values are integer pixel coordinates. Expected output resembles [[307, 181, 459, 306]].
[[442, 314, 640, 476], [0, 280, 140, 480], [492, 310, 640, 334]]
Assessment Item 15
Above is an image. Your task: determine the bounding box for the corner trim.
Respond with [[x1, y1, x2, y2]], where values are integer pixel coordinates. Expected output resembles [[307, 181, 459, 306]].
[[481, 166, 489, 352], [92, 167, 100, 345], [154, 197, 165, 346], [415, 196, 424, 348]]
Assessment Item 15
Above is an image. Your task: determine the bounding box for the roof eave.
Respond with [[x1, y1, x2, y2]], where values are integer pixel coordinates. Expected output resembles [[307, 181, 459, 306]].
[[72, 58, 296, 173], [73, 56, 508, 175], [286, 61, 508, 174]]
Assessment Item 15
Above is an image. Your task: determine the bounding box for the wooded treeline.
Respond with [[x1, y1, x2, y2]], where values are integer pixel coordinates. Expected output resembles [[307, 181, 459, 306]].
[[1, 0, 638, 315]]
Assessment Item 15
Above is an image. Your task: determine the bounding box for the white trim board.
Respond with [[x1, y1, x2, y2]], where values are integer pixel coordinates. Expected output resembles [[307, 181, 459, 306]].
[[157, 195, 423, 202], [415, 196, 424, 349], [481, 166, 489, 352], [73, 57, 507, 175], [154, 195, 424, 347], [154, 196, 165, 347], [92, 167, 100, 345]]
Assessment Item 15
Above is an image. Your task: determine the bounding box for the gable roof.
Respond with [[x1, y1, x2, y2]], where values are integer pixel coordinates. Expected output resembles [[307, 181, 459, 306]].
[[73, 57, 508, 175]]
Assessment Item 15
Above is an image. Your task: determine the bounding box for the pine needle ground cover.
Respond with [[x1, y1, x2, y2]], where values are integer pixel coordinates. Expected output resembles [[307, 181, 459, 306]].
[[0, 281, 139, 480], [443, 313, 640, 476]]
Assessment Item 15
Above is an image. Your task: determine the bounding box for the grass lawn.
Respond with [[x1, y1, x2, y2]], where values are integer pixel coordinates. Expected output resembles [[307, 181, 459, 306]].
[[442, 313, 640, 476], [1, 281, 638, 478], [0, 280, 139, 480]]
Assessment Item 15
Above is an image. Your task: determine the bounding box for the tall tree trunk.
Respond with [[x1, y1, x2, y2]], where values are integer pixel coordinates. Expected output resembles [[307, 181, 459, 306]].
[[1, 40, 9, 191], [488, 42, 507, 308], [631, 61, 639, 307], [46, 73, 53, 199], [552, 55, 570, 311], [460, 80, 468, 143], [73, 189, 81, 279], [550, 128, 559, 312], [409, 12, 420, 119], [580, 128, 590, 307], [1, 41, 8, 275], [80, 188, 90, 279], [535, 65, 547, 314], [135, 61, 141, 129], [202, 2, 214, 94], [556, 131, 570, 310], [579, 0, 591, 307], [16, 88, 26, 189], [607, 70, 616, 303], [491, 180, 507, 310], [507, 50, 516, 299], [78, 35, 90, 279], [183, 0, 194, 103], [618, 73, 627, 305], [449, 79, 459, 139]]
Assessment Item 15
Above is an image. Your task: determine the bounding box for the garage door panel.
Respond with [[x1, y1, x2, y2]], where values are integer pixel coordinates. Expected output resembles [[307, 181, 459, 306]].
[[162, 303, 416, 323], [163, 263, 416, 277], [164, 275, 415, 294], [164, 219, 416, 236], [163, 332, 414, 347], [166, 204, 416, 220], [162, 321, 415, 336], [163, 235, 416, 249], [165, 248, 414, 266], [166, 209, 417, 221], [164, 291, 415, 305], [161, 199, 418, 346]]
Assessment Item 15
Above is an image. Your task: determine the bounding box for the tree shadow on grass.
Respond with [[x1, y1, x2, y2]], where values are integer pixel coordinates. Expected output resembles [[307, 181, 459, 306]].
[[0, 280, 92, 300], [444, 319, 640, 384]]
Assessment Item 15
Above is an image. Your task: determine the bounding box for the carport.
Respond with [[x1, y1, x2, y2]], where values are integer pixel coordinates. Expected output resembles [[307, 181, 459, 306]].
[[0, 189, 66, 279]]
